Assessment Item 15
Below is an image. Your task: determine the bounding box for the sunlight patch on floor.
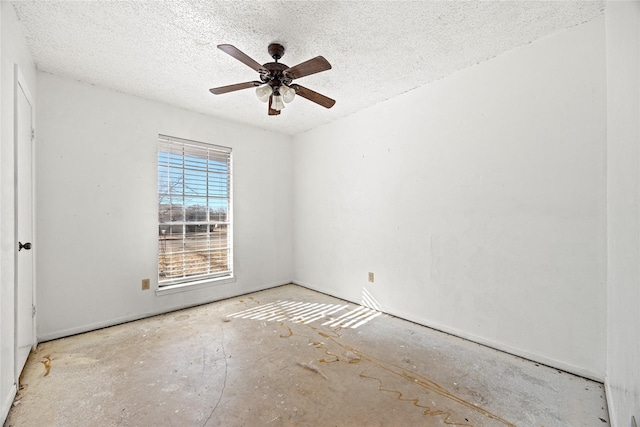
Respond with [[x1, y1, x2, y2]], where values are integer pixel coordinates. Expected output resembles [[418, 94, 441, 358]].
[[227, 300, 382, 328]]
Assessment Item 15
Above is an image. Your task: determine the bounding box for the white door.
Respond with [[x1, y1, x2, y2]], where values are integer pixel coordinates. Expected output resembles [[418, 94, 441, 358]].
[[15, 67, 35, 380]]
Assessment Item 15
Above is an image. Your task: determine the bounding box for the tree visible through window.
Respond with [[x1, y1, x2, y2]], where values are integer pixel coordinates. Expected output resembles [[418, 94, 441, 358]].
[[158, 135, 232, 284]]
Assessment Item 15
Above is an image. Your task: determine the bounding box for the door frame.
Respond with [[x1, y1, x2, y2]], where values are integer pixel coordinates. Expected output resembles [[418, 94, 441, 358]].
[[13, 64, 36, 384]]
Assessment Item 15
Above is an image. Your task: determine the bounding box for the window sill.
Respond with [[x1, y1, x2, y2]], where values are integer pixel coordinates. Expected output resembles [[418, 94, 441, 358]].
[[155, 275, 236, 296]]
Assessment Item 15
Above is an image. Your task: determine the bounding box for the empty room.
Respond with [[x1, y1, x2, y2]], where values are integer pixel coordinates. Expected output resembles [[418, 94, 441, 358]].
[[1, 1, 638, 426]]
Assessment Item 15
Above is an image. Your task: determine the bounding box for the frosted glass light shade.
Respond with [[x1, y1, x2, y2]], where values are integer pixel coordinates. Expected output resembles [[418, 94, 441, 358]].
[[256, 84, 273, 102], [271, 95, 285, 111], [281, 85, 295, 103]]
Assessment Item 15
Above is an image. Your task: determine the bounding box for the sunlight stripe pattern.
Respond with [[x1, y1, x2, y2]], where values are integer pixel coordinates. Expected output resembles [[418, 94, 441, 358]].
[[226, 300, 381, 329]]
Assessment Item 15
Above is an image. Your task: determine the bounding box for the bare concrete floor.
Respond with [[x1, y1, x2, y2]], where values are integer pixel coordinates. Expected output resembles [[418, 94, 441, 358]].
[[6, 284, 608, 427]]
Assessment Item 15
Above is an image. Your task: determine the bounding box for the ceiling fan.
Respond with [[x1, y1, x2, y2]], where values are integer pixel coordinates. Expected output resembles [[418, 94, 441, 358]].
[[209, 43, 335, 116]]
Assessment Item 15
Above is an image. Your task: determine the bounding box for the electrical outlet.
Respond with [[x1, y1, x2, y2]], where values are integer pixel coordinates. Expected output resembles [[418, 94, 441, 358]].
[[368, 272, 374, 283], [141, 278, 150, 290]]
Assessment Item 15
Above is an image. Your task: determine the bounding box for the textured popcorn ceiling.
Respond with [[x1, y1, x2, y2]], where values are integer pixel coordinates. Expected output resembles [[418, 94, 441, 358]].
[[12, 1, 604, 135]]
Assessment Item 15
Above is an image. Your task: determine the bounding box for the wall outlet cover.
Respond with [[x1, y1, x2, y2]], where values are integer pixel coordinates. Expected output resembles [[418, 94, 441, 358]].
[[368, 272, 374, 282], [142, 278, 150, 290]]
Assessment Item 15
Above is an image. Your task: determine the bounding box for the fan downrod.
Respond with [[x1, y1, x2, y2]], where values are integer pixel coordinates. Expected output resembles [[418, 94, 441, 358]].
[[268, 43, 285, 61]]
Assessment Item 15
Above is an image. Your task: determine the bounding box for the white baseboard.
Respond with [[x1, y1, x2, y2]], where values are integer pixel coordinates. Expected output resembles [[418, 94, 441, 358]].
[[291, 280, 604, 382], [1, 383, 17, 426], [390, 306, 604, 382], [605, 380, 618, 427], [38, 280, 291, 342]]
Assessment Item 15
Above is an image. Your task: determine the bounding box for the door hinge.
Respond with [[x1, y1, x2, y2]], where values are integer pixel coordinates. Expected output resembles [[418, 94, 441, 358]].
[[32, 305, 36, 317]]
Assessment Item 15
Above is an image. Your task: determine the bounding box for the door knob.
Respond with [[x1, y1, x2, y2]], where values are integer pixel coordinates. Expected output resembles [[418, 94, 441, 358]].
[[18, 242, 32, 251]]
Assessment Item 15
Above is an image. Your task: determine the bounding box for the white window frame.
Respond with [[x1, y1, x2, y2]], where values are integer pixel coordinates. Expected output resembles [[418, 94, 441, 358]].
[[157, 135, 233, 294]]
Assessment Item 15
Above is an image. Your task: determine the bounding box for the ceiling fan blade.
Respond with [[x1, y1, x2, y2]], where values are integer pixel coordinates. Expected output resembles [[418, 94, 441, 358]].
[[209, 81, 262, 95], [292, 84, 336, 109], [218, 44, 268, 74], [268, 95, 281, 115], [284, 56, 331, 80]]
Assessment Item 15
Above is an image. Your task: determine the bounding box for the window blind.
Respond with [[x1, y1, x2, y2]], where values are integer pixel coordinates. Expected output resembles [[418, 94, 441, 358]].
[[158, 135, 232, 284]]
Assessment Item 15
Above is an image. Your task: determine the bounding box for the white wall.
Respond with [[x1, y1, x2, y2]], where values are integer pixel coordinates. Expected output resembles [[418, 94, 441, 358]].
[[0, 2, 37, 423], [35, 73, 293, 341], [293, 18, 607, 380], [606, 2, 640, 426]]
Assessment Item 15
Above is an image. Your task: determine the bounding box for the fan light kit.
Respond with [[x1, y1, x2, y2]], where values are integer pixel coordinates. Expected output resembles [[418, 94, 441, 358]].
[[210, 43, 335, 115]]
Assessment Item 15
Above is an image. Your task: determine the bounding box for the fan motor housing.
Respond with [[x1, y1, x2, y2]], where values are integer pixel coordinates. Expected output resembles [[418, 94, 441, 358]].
[[261, 62, 291, 87]]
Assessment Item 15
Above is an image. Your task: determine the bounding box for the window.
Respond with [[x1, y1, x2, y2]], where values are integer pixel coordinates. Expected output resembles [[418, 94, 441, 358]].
[[158, 135, 232, 286]]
